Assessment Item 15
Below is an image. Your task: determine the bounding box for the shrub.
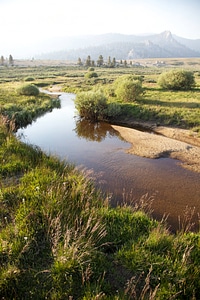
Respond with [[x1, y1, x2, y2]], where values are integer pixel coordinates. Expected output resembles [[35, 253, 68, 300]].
[[114, 75, 143, 102], [88, 67, 95, 71], [17, 84, 39, 96], [24, 77, 35, 82], [75, 89, 107, 120], [85, 71, 98, 79], [158, 69, 195, 90], [106, 102, 122, 118]]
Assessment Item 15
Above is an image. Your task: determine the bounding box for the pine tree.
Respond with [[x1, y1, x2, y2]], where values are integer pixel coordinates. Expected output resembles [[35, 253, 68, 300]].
[[107, 56, 111, 66], [77, 57, 82, 66], [9, 54, 14, 66], [97, 55, 104, 67], [0, 55, 5, 65], [85, 55, 91, 67], [112, 57, 116, 67]]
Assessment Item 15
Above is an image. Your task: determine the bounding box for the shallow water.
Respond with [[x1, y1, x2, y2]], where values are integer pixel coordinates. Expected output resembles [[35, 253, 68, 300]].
[[17, 92, 200, 231]]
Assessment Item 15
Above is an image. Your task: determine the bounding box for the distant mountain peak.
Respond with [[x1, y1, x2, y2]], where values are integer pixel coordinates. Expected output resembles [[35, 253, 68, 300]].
[[36, 31, 200, 60], [159, 30, 174, 42]]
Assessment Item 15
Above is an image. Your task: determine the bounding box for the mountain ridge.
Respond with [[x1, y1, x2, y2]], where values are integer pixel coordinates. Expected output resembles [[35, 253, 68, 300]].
[[36, 31, 200, 61]]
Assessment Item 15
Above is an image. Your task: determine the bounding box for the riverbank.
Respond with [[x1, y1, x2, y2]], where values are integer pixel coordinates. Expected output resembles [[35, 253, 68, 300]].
[[112, 123, 200, 173], [48, 85, 200, 173]]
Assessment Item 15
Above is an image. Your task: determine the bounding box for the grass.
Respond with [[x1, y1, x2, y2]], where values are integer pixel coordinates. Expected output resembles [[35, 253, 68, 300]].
[[0, 60, 200, 298]]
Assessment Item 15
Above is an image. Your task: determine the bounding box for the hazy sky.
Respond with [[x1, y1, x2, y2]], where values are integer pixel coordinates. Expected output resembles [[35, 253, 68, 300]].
[[1, 0, 199, 58]]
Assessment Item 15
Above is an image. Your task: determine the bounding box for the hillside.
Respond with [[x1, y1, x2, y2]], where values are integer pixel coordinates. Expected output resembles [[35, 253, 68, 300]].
[[36, 31, 200, 61]]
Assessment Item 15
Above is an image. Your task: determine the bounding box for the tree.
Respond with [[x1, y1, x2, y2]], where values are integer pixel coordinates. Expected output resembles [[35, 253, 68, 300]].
[[0, 55, 5, 65], [107, 56, 111, 66], [97, 55, 104, 67], [158, 69, 195, 91], [85, 55, 91, 67], [77, 57, 82, 66], [112, 57, 116, 67], [9, 54, 14, 66], [114, 75, 143, 102]]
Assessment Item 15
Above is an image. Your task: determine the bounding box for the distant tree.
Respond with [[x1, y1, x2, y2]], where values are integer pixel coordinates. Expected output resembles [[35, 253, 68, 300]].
[[120, 59, 123, 65], [130, 60, 133, 66], [77, 57, 83, 66], [124, 60, 127, 67], [9, 54, 14, 66], [91, 60, 95, 67], [97, 55, 104, 67], [112, 57, 116, 67], [158, 69, 195, 91], [107, 56, 111, 66], [85, 55, 91, 67], [0, 55, 5, 65]]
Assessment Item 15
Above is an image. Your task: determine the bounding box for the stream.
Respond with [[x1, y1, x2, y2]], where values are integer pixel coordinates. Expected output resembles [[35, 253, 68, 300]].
[[17, 92, 200, 231]]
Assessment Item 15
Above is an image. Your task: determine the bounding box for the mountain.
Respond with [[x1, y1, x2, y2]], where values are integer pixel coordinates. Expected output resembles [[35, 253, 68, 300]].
[[36, 31, 200, 61]]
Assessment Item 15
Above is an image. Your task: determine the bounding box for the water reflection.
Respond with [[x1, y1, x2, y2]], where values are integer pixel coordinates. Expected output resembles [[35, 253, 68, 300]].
[[74, 118, 120, 142], [17, 92, 200, 231]]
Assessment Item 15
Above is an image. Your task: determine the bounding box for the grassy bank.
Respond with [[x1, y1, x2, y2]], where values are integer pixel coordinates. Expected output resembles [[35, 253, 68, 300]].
[[2, 62, 199, 132], [0, 62, 200, 298], [0, 116, 200, 299]]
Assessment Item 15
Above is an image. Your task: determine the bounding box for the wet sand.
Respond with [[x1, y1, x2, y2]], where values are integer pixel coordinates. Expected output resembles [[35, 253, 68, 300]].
[[112, 125, 200, 173]]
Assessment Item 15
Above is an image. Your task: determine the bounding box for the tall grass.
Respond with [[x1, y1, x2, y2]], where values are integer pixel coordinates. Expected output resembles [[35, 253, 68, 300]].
[[0, 63, 200, 298]]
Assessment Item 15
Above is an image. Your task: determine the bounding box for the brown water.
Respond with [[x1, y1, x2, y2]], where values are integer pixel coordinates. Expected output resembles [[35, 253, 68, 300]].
[[17, 92, 200, 231]]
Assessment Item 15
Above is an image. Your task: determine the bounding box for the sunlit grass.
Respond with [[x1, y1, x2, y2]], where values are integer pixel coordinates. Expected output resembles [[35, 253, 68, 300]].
[[0, 62, 200, 298]]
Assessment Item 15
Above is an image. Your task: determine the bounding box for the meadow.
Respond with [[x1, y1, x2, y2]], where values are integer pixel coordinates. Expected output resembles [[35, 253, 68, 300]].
[[0, 60, 200, 299]]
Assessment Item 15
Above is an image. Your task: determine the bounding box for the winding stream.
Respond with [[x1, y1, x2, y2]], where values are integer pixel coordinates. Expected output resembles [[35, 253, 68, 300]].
[[17, 92, 200, 230]]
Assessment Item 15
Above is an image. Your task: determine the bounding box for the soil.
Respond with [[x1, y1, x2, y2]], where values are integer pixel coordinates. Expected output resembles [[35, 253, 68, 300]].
[[111, 122, 200, 173]]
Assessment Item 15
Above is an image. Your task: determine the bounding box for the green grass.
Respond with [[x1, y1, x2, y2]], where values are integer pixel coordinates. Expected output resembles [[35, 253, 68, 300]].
[[0, 82, 60, 128], [0, 62, 200, 298]]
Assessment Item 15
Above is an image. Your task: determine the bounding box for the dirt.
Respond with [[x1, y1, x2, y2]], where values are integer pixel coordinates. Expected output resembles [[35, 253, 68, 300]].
[[111, 123, 200, 173]]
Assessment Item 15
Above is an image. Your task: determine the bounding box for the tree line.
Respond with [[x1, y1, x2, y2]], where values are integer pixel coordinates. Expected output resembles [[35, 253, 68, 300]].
[[0, 54, 14, 66], [77, 55, 133, 68]]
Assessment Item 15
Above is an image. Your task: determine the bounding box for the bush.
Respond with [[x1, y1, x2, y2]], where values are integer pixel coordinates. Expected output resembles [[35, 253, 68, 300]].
[[158, 69, 195, 90], [24, 77, 35, 82], [17, 84, 39, 96], [75, 89, 107, 120], [85, 71, 98, 79], [106, 102, 122, 118], [114, 75, 143, 102]]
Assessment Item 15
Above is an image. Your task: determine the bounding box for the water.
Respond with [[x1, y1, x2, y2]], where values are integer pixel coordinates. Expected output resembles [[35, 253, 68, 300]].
[[17, 92, 200, 230]]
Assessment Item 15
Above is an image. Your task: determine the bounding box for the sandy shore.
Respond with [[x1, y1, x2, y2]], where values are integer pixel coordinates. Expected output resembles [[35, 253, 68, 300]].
[[112, 124, 200, 173]]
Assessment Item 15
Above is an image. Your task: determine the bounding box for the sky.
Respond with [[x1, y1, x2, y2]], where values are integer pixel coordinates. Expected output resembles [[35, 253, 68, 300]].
[[0, 0, 200, 58]]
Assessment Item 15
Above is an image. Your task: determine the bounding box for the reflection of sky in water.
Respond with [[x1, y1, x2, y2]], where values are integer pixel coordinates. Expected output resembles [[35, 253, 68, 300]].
[[17, 93, 200, 230]]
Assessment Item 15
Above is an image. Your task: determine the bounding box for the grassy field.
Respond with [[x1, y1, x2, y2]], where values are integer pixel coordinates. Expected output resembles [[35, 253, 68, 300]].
[[0, 60, 200, 298]]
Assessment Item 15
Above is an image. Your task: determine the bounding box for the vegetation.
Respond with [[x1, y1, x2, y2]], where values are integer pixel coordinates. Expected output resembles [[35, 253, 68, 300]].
[[75, 89, 107, 120], [114, 74, 143, 102], [17, 83, 40, 96], [158, 69, 195, 90], [0, 82, 60, 128], [0, 59, 200, 298]]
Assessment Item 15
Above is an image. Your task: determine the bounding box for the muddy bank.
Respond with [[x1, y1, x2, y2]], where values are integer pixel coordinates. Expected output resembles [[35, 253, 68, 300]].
[[112, 124, 200, 173]]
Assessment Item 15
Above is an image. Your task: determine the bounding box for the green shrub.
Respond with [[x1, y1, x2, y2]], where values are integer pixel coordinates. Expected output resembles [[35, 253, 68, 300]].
[[88, 67, 95, 71], [158, 69, 195, 90], [114, 75, 143, 102], [75, 89, 107, 120], [24, 77, 35, 82], [17, 84, 39, 96], [85, 71, 98, 79], [106, 102, 122, 118]]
